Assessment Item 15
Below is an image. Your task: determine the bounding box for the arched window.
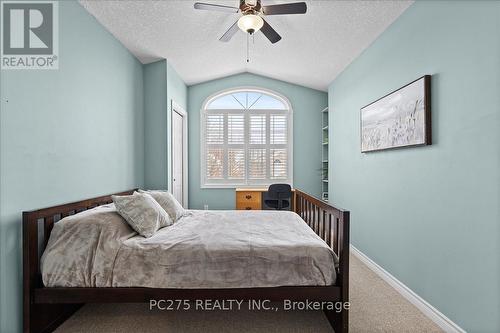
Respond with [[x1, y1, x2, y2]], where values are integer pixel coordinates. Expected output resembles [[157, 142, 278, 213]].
[[201, 88, 293, 188]]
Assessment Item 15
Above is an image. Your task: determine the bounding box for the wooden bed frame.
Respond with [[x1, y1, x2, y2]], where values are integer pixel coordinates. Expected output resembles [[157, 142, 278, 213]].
[[23, 189, 350, 333]]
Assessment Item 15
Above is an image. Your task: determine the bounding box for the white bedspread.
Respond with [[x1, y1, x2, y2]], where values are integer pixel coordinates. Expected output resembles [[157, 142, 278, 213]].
[[42, 208, 337, 288]]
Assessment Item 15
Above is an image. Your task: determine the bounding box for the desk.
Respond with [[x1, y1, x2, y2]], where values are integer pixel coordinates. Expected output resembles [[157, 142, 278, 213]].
[[235, 188, 295, 210]]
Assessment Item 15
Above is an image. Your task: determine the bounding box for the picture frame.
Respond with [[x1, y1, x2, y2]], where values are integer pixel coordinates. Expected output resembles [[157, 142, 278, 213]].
[[360, 75, 431, 152]]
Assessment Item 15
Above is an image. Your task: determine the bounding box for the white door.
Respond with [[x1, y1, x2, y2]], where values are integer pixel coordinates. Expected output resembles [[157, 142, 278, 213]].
[[172, 110, 184, 205]]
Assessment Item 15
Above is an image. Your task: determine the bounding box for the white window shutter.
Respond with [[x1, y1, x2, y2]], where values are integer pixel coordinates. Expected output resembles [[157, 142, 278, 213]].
[[202, 90, 292, 187], [249, 115, 266, 144], [206, 148, 224, 179], [248, 148, 266, 179], [228, 149, 245, 179], [228, 114, 245, 144], [270, 149, 287, 179], [206, 114, 224, 144], [270, 115, 287, 144]]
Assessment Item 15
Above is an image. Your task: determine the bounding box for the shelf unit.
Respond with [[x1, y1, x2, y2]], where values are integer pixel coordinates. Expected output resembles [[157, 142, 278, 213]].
[[321, 107, 329, 201]]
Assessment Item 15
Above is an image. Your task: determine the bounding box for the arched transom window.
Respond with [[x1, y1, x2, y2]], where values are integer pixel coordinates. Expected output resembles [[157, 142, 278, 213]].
[[201, 88, 293, 188]]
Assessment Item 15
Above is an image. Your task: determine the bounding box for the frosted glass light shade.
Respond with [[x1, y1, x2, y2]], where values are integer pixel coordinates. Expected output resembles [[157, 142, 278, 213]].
[[237, 14, 264, 34]]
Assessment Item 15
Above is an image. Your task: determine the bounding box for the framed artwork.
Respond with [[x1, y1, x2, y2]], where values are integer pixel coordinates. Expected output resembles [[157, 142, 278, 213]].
[[361, 75, 431, 152]]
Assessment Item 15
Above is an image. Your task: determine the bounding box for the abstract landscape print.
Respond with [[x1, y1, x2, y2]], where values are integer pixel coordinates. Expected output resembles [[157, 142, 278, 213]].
[[361, 75, 431, 152]]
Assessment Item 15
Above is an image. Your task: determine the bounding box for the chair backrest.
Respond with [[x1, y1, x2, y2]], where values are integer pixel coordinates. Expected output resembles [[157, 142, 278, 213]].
[[267, 184, 292, 200]]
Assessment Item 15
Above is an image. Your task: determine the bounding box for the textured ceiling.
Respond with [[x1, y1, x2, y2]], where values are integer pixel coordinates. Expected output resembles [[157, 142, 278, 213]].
[[79, 0, 413, 91]]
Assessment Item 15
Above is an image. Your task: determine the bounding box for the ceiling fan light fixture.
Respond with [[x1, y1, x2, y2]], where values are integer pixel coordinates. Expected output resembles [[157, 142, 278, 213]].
[[237, 14, 264, 34]]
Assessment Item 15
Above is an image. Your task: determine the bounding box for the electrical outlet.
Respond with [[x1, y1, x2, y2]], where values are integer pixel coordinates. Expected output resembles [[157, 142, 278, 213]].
[[204, 204, 209, 210]]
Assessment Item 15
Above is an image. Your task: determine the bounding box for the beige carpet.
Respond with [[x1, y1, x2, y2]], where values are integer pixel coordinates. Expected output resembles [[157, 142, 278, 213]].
[[55, 254, 443, 333]]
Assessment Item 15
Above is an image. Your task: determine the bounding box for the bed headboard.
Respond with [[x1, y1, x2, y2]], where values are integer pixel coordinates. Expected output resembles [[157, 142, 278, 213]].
[[22, 189, 137, 294]]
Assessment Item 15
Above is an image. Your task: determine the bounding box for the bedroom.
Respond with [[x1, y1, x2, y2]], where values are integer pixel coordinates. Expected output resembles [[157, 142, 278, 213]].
[[0, 1, 499, 332]]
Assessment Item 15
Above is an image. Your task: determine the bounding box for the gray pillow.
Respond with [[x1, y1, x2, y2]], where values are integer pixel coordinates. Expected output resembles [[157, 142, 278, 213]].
[[112, 192, 172, 238], [139, 190, 185, 223]]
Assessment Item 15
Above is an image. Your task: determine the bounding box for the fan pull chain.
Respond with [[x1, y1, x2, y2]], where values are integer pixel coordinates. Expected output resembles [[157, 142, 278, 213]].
[[246, 33, 250, 63]]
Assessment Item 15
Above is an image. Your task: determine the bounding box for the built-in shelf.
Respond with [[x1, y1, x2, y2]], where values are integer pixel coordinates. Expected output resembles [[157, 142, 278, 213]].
[[321, 107, 329, 202]]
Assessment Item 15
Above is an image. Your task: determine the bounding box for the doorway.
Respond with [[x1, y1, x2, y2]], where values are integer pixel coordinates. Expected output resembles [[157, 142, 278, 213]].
[[170, 101, 188, 207]]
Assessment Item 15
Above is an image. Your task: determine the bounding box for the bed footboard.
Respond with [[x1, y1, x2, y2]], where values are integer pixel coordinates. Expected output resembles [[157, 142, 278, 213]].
[[294, 190, 350, 333]]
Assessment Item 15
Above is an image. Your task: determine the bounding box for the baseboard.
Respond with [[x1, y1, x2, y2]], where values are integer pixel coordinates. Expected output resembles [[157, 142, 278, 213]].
[[350, 245, 466, 333]]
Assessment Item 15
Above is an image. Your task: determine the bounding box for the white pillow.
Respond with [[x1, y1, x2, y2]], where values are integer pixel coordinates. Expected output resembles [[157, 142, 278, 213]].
[[139, 190, 185, 223], [112, 192, 172, 238]]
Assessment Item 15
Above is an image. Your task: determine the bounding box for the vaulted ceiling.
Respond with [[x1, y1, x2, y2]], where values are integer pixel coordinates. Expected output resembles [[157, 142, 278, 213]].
[[79, 0, 413, 91]]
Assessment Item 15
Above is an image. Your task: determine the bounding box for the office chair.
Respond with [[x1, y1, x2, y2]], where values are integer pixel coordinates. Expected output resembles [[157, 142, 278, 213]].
[[264, 184, 292, 210]]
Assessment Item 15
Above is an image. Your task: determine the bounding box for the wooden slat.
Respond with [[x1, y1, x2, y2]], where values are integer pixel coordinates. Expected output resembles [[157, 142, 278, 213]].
[[301, 197, 304, 218], [322, 210, 326, 240], [43, 216, 54, 248], [328, 214, 332, 248], [298, 197, 302, 218], [309, 198, 314, 224], [316, 206, 319, 234], [316, 206, 319, 233], [313, 205, 316, 233], [333, 217, 339, 255], [316, 207, 320, 235], [312, 205, 316, 233], [300, 197, 303, 218], [306, 201, 311, 226]]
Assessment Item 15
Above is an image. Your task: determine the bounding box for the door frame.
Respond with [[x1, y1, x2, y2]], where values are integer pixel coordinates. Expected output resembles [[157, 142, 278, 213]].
[[168, 100, 188, 207]]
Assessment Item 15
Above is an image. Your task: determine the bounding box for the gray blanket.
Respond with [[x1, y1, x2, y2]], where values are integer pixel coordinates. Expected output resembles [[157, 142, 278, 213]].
[[41, 207, 337, 288]]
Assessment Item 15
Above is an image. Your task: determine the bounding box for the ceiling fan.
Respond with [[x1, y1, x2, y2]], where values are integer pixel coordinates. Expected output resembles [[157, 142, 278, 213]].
[[194, 0, 307, 44]]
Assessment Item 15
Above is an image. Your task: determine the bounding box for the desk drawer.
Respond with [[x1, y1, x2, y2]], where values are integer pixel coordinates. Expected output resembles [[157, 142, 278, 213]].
[[236, 201, 261, 210], [236, 191, 261, 204]]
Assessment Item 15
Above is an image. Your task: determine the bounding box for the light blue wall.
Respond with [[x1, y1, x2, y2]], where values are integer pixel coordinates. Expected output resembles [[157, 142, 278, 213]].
[[166, 62, 187, 113], [143, 60, 187, 190], [188, 73, 327, 210], [328, 1, 500, 332], [144, 60, 168, 189], [166, 62, 188, 191], [0, 2, 144, 332]]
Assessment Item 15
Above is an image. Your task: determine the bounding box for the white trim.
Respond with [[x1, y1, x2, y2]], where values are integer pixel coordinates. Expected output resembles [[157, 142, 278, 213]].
[[200, 87, 293, 189], [350, 245, 466, 333], [202, 86, 293, 113], [169, 100, 189, 208]]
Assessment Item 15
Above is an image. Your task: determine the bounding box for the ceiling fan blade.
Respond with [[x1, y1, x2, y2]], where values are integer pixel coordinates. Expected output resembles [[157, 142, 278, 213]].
[[260, 19, 281, 44], [219, 21, 240, 42], [194, 2, 239, 13], [262, 2, 307, 15]]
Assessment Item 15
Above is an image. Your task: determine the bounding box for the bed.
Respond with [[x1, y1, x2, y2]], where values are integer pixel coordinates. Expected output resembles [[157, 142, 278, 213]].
[[23, 189, 349, 332]]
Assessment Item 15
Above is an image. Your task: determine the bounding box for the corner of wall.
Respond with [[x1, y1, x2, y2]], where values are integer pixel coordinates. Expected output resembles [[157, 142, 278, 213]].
[[143, 59, 187, 191]]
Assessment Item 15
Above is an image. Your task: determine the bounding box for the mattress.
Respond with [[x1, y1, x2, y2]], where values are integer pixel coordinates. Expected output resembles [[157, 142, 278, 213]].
[[41, 207, 337, 288]]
